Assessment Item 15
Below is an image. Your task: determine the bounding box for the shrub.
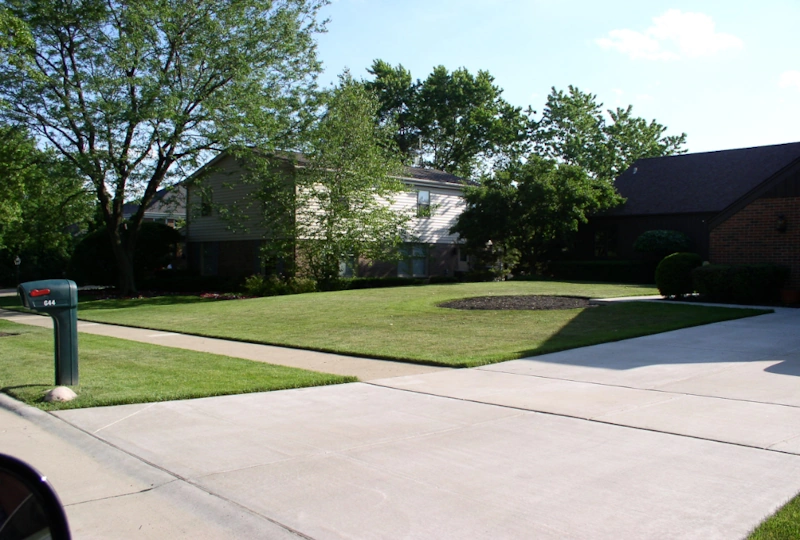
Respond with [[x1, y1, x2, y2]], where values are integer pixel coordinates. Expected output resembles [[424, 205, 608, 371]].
[[655, 252, 702, 298], [634, 230, 691, 255], [243, 275, 318, 297], [692, 264, 789, 304]]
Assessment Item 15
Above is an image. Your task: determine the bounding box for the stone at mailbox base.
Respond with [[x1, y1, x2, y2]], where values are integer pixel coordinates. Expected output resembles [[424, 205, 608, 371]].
[[44, 386, 78, 402], [17, 279, 79, 386]]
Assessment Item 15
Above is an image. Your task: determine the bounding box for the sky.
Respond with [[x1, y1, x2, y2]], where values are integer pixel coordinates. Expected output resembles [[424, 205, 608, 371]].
[[314, 0, 800, 154]]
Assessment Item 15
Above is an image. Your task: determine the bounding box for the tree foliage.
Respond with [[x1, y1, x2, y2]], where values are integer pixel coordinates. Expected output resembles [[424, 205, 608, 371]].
[[0, 125, 94, 284], [364, 60, 529, 179], [248, 75, 410, 284], [451, 157, 624, 274], [0, 0, 325, 293], [533, 85, 686, 181]]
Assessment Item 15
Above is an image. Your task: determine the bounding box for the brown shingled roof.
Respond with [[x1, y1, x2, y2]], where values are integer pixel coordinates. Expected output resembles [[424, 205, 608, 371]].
[[606, 141, 800, 216], [398, 166, 472, 186]]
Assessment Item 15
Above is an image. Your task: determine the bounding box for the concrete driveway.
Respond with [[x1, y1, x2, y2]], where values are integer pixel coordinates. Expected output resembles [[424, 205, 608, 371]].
[[4, 306, 800, 538]]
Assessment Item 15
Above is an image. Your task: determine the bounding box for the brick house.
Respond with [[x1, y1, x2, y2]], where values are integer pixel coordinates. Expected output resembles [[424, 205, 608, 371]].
[[574, 141, 800, 286], [184, 151, 473, 279]]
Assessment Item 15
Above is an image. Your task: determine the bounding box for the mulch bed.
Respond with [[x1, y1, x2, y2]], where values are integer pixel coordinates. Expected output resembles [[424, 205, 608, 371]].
[[439, 295, 595, 311]]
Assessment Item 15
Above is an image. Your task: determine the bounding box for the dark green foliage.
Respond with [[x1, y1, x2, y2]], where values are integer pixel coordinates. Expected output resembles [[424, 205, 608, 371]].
[[451, 156, 624, 274], [0, 125, 94, 285], [655, 252, 703, 297], [243, 275, 317, 297], [364, 60, 530, 178], [2, 0, 326, 293], [68, 223, 182, 285], [549, 260, 656, 284], [692, 264, 790, 304], [633, 230, 691, 255], [533, 86, 686, 181]]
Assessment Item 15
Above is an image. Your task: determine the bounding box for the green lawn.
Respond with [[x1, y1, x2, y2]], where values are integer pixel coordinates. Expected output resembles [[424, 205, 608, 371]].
[[749, 494, 800, 539], [0, 319, 355, 410], [68, 281, 769, 367]]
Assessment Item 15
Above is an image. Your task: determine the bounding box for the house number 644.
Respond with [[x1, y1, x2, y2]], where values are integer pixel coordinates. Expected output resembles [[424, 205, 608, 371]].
[[42, 300, 56, 307]]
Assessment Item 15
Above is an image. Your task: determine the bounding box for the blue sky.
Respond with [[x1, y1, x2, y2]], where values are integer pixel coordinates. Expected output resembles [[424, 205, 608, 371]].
[[315, 0, 800, 153]]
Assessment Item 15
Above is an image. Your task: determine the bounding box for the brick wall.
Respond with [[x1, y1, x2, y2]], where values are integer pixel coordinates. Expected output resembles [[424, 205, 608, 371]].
[[710, 197, 800, 288]]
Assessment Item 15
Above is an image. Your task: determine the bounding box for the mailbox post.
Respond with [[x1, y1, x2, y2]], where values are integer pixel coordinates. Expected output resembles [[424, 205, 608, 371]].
[[18, 279, 79, 386]]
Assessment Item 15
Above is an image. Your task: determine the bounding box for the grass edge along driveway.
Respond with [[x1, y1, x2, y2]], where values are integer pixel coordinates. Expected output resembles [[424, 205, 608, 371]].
[[73, 282, 771, 368], [0, 319, 355, 411]]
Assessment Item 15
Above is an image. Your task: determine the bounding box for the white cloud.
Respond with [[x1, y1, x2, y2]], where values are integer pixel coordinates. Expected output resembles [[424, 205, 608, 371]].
[[596, 10, 743, 61], [779, 71, 800, 91]]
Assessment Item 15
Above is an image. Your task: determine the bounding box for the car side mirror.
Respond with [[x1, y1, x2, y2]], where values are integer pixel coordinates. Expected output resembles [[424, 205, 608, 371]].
[[0, 453, 71, 540]]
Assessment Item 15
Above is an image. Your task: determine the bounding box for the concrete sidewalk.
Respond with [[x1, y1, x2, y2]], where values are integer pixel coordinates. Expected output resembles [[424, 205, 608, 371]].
[[3, 304, 800, 538], [0, 308, 449, 381]]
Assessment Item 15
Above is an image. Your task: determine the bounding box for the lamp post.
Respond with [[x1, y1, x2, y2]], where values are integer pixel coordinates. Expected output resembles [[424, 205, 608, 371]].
[[14, 256, 21, 286]]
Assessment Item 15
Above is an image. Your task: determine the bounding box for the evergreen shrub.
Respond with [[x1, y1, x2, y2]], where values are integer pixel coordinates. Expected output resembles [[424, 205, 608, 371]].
[[655, 252, 702, 297]]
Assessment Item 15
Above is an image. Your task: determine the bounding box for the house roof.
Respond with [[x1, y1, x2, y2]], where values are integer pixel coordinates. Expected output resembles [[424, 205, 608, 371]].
[[185, 150, 472, 188], [605, 141, 800, 216], [398, 167, 471, 186], [122, 185, 186, 219]]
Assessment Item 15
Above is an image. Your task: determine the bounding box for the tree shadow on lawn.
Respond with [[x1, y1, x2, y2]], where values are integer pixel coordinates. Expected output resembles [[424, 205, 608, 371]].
[[509, 302, 775, 371]]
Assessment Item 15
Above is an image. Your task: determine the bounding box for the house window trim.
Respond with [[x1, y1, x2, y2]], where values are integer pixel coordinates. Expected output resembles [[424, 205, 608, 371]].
[[416, 190, 431, 218]]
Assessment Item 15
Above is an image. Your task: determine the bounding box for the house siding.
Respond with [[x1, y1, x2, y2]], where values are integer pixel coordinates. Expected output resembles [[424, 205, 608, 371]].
[[186, 154, 269, 242], [710, 196, 800, 288], [185, 154, 467, 278], [392, 186, 466, 244]]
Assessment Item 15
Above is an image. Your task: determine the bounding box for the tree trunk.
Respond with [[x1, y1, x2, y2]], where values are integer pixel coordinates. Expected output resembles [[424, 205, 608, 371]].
[[107, 226, 137, 295]]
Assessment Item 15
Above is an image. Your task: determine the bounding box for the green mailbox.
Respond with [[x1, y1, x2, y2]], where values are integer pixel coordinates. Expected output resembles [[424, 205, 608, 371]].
[[18, 279, 79, 386]]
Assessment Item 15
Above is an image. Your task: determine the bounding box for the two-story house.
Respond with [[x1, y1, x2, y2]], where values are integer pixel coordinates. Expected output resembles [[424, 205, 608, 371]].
[[184, 152, 472, 279]]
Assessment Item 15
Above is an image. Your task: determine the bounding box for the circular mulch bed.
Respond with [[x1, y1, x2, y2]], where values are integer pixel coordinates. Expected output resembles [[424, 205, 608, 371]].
[[439, 295, 595, 311]]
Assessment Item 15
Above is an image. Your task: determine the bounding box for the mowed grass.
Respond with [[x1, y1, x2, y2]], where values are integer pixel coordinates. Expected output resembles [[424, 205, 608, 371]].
[[749, 493, 800, 539], [71, 281, 770, 367], [0, 319, 355, 410]]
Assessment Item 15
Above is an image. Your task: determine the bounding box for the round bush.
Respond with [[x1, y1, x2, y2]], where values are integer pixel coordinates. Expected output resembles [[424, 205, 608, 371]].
[[634, 230, 691, 255], [655, 252, 702, 298]]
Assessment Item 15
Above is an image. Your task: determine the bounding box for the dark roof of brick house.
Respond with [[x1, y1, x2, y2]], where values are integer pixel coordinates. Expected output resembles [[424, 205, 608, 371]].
[[605, 141, 800, 216]]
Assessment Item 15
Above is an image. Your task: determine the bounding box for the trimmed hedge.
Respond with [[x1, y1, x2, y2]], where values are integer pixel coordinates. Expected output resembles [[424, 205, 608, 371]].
[[549, 260, 656, 284], [692, 264, 790, 304], [655, 252, 702, 298]]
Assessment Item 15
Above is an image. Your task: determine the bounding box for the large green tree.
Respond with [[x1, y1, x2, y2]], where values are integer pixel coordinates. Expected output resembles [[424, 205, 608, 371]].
[[451, 157, 623, 275], [0, 125, 94, 284], [533, 86, 686, 181], [364, 61, 530, 179], [0, 0, 325, 293], [249, 74, 410, 284]]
